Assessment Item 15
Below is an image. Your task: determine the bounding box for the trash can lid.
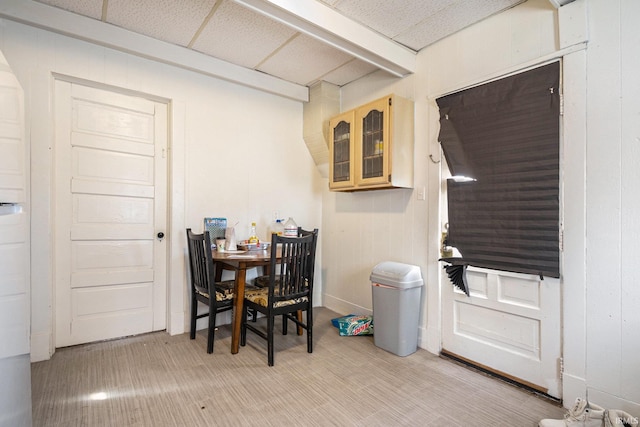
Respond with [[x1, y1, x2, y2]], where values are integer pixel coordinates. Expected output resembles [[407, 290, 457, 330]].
[[370, 261, 423, 289]]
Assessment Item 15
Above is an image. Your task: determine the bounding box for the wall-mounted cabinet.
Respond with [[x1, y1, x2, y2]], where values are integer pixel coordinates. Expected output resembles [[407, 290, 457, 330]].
[[328, 110, 355, 190], [329, 94, 414, 192]]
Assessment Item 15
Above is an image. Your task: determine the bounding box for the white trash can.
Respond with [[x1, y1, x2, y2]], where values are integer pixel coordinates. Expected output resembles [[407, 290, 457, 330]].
[[370, 261, 424, 356]]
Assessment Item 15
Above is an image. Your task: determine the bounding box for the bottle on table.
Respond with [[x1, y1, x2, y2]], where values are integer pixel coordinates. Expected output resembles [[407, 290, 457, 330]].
[[248, 222, 259, 243], [270, 219, 284, 237], [283, 217, 297, 237]]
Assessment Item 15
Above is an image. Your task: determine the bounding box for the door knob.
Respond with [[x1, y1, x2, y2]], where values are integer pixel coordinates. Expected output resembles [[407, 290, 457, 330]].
[[157, 232, 165, 240]]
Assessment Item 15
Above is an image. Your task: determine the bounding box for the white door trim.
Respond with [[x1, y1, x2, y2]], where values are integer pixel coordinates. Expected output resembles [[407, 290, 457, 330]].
[[52, 77, 171, 348]]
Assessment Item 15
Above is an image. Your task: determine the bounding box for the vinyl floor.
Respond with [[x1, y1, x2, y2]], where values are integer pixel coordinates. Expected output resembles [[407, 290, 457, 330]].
[[31, 307, 565, 426]]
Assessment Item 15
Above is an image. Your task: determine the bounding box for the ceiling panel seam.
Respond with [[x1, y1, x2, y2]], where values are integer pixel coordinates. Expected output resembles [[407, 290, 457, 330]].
[[255, 32, 300, 69], [188, 0, 224, 48], [101, 0, 107, 22]]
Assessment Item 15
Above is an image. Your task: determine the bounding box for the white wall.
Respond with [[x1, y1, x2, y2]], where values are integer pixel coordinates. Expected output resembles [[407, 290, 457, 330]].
[[580, 0, 640, 415], [550, 0, 640, 415], [0, 19, 323, 362], [322, 0, 640, 415]]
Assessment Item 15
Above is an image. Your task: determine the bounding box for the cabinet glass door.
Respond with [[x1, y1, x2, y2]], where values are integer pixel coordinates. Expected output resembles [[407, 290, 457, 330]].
[[329, 111, 355, 189], [333, 121, 351, 182], [361, 109, 384, 179], [356, 98, 390, 186]]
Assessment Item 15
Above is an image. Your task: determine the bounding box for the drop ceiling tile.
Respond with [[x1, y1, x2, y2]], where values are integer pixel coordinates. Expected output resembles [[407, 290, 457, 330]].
[[394, 0, 524, 49], [106, 0, 217, 46], [36, 0, 103, 19], [322, 58, 378, 86], [330, 0, 454, 39], [317, 0, 341, 6], [31, 0, 530, 89], [192, 1, 297, 69], [257, 33, 354, 86]]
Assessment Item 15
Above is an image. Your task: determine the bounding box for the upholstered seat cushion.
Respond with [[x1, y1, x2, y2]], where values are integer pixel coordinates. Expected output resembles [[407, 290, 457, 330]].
[[253, 275, 275, 288], [254, 276, 308, 288], [212, 280, 261, 302], [245, 287, 308, 308], [214, 280, 236, 301]]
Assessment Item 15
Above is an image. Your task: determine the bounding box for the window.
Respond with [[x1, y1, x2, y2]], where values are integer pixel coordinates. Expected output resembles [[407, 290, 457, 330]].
[[437, 61, 560, 278]]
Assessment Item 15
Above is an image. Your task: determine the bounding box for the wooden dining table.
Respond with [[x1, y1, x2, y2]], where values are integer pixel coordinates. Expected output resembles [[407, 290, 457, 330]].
[[211, 247, 280, 354]]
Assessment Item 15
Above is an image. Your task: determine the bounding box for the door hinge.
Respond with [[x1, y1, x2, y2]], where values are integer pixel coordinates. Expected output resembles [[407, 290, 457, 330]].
[[389, 97, 392, 106], [559, 357, 564, 374], [559, 93, 564, 116], [559, 228, 564, 252]]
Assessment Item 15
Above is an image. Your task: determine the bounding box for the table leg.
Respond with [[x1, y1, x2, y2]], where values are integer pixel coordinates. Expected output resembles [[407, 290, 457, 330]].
[[214, 263, 223, 282], [297, 310, 303, 335], [231, 263, 247, 354]]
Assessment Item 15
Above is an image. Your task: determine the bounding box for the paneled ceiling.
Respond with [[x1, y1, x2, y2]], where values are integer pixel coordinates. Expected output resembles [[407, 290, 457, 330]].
[[1, 0, 573, 98]]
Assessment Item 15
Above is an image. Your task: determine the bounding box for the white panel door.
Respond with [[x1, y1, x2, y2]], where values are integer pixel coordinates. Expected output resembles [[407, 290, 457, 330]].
[[54, 81, 167, 347], [442, 267, 562, 398]]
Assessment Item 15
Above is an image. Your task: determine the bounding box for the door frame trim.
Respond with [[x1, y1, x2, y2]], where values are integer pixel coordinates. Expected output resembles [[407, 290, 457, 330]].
[[50, 74, 177, 350]]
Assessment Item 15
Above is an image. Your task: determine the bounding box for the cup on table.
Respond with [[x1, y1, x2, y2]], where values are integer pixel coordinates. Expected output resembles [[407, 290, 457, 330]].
[[216, 239, 226, 251]]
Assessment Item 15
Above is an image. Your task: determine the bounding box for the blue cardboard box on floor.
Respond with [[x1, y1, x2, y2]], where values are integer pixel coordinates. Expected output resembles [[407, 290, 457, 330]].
[[331, 314, 373, 336]]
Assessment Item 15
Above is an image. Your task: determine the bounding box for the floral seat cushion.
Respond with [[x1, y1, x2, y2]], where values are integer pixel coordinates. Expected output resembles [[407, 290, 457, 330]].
[[244, 287, 308, 308], [212, 280, 260, 302], [214, 280, 235, 301]]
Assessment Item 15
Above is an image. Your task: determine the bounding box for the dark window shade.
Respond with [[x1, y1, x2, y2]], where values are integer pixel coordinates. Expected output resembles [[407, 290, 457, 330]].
[[437, 61, 560, 278]]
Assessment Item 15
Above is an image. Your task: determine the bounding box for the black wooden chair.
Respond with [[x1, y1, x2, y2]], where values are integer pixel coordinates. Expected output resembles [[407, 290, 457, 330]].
[[253, 227, 317, 288], [241, 231, 318, 366], [254, 227, 318, 335], [186, 228, 235, 354]]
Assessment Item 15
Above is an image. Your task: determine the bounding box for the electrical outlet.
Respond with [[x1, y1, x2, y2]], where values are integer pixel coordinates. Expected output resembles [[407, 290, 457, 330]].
[[417, 186, 426, 201]]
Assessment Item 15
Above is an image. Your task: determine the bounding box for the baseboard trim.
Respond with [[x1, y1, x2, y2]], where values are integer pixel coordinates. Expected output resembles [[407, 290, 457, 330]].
[[423, 325, 440, 355], [322, 294, 372, 317], [586, 388, 640, 419], [561, 372, 586, 408], [30, 330, 52, 362], [168, 310, 186, 335]]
